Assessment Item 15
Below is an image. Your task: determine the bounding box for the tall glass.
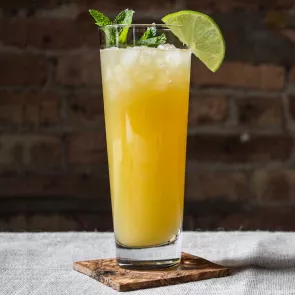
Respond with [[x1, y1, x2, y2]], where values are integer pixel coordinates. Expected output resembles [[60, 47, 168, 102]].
[[99, 25, 191, 269]]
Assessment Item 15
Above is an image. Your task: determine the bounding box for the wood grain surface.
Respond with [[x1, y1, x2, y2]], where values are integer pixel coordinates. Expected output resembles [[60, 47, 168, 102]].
[[73, 252, 230, 292]]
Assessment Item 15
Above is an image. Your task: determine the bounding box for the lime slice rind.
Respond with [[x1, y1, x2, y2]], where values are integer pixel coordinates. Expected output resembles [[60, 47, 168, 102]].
[[162, 10, 225, 72]]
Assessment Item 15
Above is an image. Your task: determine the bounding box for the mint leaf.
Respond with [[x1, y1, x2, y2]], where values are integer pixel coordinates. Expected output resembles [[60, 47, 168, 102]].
[[113, 9, 134, 25], [89, 9, 114, 46], [89, 9, 111, 27], [137, 33, 167, 47], [113, 9, 134, 44], [140, 26, 157, 41], [118, 26, 130, 44], [89, 9, 167, 47]]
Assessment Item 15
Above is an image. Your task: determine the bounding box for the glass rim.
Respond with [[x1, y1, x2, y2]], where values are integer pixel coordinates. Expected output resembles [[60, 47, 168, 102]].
[[103, 24, 182, 29]]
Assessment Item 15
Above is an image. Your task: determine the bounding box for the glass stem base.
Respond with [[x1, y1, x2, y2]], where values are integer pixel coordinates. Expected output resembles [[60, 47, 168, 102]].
[[115, 232, 182, 270]]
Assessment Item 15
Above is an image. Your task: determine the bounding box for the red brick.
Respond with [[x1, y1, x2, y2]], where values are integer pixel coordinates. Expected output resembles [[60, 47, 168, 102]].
[[244, 207, 295, 230], [184, 203, 295, 230], [217, 213, 246, 230], [28, 19, 82, 49], [28, 215, 79, 231], [191, 61, 285, 90], [83, 0, 178, 14], [9, 215, 28, 231], [187, 134, 293, 163], [252, 169, 295, 202], [37, 94, 60, 126], [75, 12, 106, 48], [76, 214, 113, 231], [67, 132, 106, 164], [0, 136, 25, 170], [189, 95, 228, 127], [236, 97, 284, 128], [186, 0, 295, 12], [265, 11, 288, 29], [0, 219, 9, 231], [56, 53, 101, 86], [183, 215, 195, 231], [0, 54, 47, 86], [0, 18, 27, 47], [1, 0, 292, 13], [1, 0, 74, 9], [288, 96, 295, 121], [0, 90, 60, 127], [218, 207, 295, 230], [66, 91, 104, 127], [186, 171, 249, 201], [0, 135, 62, 171], [189, 95, 229, 127], [281, 29, 295, 43], [30, 137, 62, 170], [0, 91, 22, 126], [26, 214, 114, 231], [2, 0, 179, 12], [289, 66, 295, 83], [0, 175, 109, 198], [0, 17, 100, 49]]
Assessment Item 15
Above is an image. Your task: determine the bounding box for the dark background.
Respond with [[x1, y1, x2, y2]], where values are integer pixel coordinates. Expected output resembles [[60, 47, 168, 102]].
[[1, 0, 295, 231]]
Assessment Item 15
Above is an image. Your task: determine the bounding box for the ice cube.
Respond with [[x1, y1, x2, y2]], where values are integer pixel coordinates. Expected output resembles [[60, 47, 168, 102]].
[[113, 64, 124, 78], [157, 44, 176, 50], [121, 49, 139, 69], [139, 54, 150, 66], [135, 69, 155, 86], [165, 50, 181, 68], [138, 46, 149, 50], [126, 46, 149, 51], [105, 84, 119, 101], [103, 68, 112, 82], [113, 64, 132, 90], [139, 49, 157, 66]]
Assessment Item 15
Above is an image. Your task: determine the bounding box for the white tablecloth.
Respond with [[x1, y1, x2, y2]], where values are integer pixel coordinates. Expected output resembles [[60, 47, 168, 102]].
[[1, 232, 295, 294]]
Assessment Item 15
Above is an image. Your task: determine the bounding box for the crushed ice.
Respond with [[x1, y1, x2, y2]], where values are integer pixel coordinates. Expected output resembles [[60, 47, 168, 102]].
[[157, 44, 176, 50]]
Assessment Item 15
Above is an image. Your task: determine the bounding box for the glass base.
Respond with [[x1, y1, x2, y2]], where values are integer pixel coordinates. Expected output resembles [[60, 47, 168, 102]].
[[116, 231, 182, 270]]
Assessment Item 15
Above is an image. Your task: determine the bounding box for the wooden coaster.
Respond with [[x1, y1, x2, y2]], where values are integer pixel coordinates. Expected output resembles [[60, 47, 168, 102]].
[[73, 252, 230, 292]]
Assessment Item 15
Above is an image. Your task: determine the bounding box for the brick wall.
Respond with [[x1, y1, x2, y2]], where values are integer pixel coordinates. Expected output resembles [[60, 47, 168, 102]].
[[1, 0, 295, 231]]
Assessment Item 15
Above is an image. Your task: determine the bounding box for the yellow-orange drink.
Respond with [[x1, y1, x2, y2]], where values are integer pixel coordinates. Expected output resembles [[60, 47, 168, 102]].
[[101, 46, 191, 248]]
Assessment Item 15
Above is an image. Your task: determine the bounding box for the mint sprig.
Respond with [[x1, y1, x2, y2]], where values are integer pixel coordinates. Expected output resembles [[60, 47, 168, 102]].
[[113, 9, 134, 44], [138, 33, 167, 47], [140, 26, 157, 41], [113, 9, 134, 26], [89, 9, 166, 47], [89, 9, 111, 27]]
